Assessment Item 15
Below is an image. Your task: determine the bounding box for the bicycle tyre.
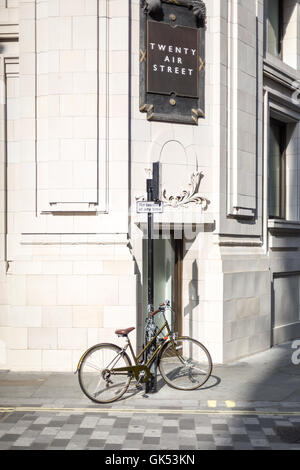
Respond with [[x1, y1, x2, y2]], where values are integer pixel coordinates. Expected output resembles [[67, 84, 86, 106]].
[[159, 336, 212, 391], [78, 343, 132, 404]]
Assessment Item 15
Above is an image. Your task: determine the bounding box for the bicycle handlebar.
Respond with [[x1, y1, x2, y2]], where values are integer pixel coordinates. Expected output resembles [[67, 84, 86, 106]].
[[149, 301, 168, 317], [149, 309, 160, 317]]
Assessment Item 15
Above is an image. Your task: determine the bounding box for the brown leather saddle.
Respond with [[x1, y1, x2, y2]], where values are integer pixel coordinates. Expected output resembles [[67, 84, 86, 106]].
[[115, 327, 135, 337]]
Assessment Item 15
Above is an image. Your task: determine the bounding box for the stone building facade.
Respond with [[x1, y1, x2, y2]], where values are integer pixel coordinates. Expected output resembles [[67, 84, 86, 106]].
[[0, 0, 299, 371]]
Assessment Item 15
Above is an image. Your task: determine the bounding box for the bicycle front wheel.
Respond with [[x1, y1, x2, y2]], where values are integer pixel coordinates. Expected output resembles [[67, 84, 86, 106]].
[[159, 336, 212, 391], [78, 343, 132, 404]]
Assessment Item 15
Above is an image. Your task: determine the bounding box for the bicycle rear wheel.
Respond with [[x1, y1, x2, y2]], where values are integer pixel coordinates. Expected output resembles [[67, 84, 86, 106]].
[[78, 343, 132, 404], [159, 336, 212, 390]]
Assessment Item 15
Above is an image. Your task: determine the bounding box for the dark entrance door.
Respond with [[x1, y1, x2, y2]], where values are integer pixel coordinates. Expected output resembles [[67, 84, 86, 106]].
[[143, 233, 183, 335]]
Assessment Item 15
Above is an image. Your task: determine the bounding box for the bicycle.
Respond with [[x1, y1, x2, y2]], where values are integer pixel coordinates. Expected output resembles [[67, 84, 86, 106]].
[[76, 300, 213, 404]]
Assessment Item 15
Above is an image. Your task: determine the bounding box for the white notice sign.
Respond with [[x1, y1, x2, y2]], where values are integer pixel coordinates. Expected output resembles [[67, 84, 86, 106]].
[[136, 201, 164, 214]]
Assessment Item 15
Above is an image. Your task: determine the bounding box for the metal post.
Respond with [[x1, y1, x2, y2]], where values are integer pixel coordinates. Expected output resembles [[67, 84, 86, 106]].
[[145, 178, 158, 394], [147, 179, 154, 313]]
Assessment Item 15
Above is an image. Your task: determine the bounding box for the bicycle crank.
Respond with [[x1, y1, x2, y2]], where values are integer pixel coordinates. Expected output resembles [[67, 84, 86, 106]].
[[112, 365, 151, 383]]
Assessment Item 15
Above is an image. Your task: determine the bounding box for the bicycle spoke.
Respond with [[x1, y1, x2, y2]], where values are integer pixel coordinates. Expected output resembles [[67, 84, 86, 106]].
[[84, 361, 102, 372], [93, 377, 104, 396], [188, 366, 208, 375]]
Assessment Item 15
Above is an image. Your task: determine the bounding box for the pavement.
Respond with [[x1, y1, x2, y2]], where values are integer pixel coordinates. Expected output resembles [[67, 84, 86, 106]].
[[0, 341, 300, 450]]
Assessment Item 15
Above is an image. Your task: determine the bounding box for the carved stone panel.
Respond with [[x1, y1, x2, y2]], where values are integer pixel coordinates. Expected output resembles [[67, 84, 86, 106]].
[[140, 0, 206, 125]]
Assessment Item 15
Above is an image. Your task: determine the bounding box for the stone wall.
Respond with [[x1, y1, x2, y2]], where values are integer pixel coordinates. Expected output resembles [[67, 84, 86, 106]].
[[0, 1, 300, 370]]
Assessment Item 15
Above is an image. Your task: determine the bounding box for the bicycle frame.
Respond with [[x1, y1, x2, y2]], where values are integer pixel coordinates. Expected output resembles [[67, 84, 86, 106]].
[[112, 312, 178, 379], [135, 320, 172, 367]]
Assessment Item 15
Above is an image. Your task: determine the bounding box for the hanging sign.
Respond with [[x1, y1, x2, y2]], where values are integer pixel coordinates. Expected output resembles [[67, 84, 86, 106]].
[[140, 0, 206, 125]]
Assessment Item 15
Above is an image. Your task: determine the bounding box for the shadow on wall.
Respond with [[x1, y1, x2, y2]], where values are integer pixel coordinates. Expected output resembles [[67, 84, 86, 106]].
[[184, 259, 199, 341], [282, 3, 296, 43]]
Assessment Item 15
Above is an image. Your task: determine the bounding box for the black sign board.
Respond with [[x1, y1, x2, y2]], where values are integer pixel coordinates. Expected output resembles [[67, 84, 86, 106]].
[[140, 0, 206, 125], [147, 21, 199, 98]]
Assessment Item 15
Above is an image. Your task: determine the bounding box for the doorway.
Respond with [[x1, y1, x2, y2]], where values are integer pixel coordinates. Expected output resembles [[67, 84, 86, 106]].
[[142, 233, 183, 335]]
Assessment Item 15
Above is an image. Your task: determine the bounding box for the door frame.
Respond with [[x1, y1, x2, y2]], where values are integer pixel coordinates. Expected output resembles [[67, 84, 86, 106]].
[[173, 237, 183, 337], [142, 231, 183, 335]]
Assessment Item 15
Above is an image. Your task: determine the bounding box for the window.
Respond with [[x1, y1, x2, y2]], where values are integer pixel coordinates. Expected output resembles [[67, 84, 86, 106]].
[[266, 0, 283, 58], [268, 119, 286, 219]]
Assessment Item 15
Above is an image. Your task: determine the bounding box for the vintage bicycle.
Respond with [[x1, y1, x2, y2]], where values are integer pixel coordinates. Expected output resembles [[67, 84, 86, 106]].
[[76, 300, 213, 404]]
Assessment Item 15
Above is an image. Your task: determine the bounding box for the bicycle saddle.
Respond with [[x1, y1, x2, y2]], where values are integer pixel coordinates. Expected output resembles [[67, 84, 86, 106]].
[[115, 327, 135, 336]]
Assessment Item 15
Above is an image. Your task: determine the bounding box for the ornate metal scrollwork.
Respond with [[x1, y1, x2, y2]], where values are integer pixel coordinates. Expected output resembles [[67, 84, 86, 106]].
[[162, 171, 209, 208], [143, 0, 207, 26], [136, 171, 209, 209], [144, 0, 162, 16]]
